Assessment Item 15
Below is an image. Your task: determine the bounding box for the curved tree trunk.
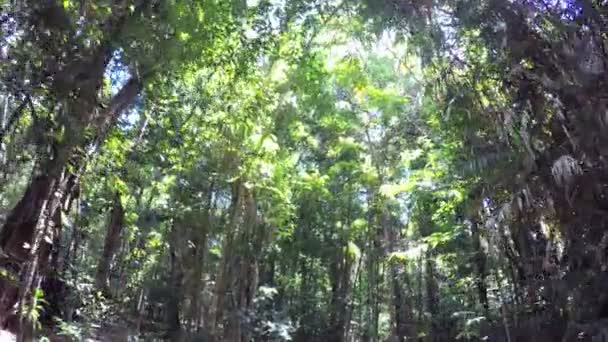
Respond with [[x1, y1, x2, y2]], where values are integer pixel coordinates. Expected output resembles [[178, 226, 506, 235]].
[[0, 75, 142, 327], [0, 1, 146, 324]]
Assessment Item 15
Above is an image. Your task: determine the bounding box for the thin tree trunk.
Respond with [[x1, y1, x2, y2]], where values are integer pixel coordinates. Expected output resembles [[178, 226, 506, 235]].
[[0, 97, 28, 151], [167, 221, 184, 341], [0, 95, 10, 167], [470, 218, 489, 315], [345, 253, 363, 341], [188, 218, 208, 333], [495, 267, 512, 342], [136, 287, 147, 334], [416, 256, 423, 342], [365, 207, 380, 342], [210, 234, 230, 339], [425, 251, 439, 342], [0, 95, 8, 134], [94, 192, 125, 294]]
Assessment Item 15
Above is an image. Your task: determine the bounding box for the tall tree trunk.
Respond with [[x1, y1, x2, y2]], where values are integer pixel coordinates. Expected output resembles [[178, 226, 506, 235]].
[[328, 252, 352, 342], [179, 183, 214, 334], [365, 202, 381, 342], [187, 213, 208, 333], [167, 221, 184, 341], [380, 207, 415, 342], [210, 234, 230, 339], [293, 255, 313, 341], [415, 256, 424, 342], [470, 218, 489, 315], [210, 181, 243, 340], [345, 252, 362, 341], [95, 192, 125, 294], [390, 252, 414, 340], [223, 184, 262, 342], [425, 251, 439, 342]]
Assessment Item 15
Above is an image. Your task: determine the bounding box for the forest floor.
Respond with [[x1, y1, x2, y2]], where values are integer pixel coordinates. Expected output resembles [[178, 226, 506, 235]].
[[0, 325, 136, 341], [0, 329, 15, 341]]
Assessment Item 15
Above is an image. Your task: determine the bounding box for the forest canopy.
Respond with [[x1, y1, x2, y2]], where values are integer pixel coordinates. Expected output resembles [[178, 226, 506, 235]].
[[0, 0, 607, 341]]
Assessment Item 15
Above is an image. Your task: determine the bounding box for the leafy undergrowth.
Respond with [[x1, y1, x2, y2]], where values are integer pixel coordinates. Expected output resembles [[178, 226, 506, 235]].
[[28, 289, 143, 341]]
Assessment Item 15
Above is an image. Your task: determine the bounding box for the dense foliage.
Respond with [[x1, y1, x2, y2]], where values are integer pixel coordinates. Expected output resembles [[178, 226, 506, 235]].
[[0, 0, 607, 341]]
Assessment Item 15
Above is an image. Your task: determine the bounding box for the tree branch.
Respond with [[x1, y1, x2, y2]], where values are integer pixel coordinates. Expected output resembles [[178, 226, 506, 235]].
[[91, 76, 144, 150]]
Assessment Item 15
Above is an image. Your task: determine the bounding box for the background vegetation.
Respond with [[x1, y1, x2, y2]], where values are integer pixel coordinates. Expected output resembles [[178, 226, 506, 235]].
[[0, 0, 606, 341]]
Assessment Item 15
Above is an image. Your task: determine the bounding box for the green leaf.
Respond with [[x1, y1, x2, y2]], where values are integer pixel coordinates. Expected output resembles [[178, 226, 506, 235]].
[[379, 181, 416, 198], [388, 244, 427, 263], [345, 241, 361, 260]]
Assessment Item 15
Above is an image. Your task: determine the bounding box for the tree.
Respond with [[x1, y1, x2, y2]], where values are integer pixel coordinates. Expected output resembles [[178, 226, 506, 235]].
[[1, 0, 607, 341]]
